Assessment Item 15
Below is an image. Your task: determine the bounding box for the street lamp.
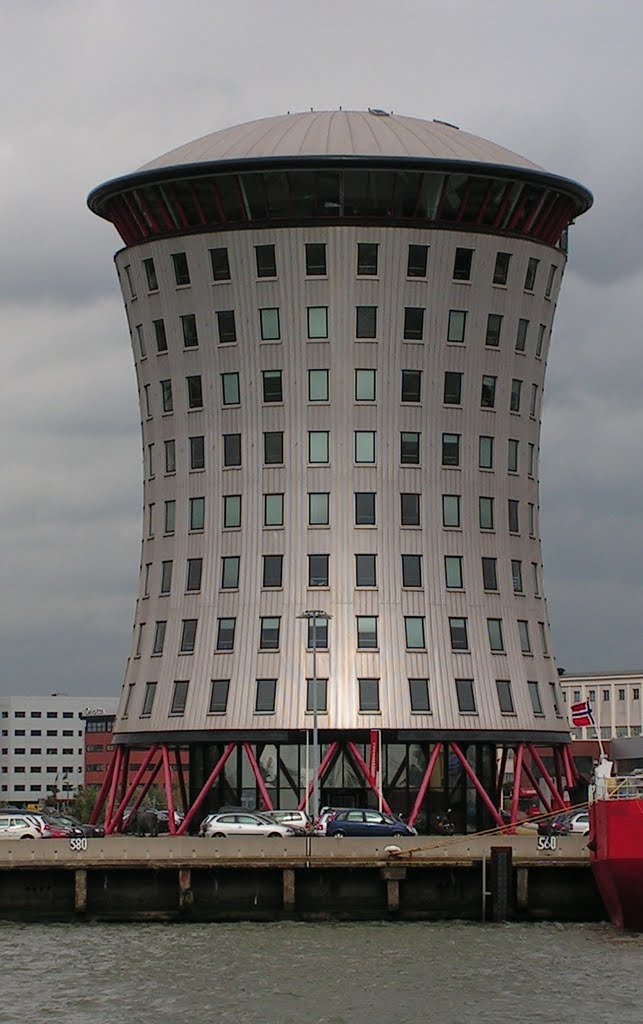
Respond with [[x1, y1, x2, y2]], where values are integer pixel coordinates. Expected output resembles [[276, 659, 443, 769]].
[[297, 609, 331, 823]]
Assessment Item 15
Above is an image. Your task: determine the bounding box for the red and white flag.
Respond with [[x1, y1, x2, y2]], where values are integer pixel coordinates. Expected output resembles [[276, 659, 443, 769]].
[[570, 700, 595, 728]]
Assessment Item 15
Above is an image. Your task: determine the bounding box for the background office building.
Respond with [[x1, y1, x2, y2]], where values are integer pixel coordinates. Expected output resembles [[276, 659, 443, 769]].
[[87, 110, 592, 832]]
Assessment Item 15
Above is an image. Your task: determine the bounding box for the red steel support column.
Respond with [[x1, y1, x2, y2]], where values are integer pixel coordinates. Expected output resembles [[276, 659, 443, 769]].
[[297, 741, 340, 812], [118, 747, 130, 807], [104, 746, 124, 831], [161, 746, 177, 834], [174, 747, 188, 815], [496, 746, 509, 804], [89, 750, 117, 824], [521, 758, 552, 813], [176, 743, 236, 836], [562, 744, 577, 788], [526, 744, 567, 811], [510, 744, 525, 826], [450, 743, 505, 830], [553, 747, 565, 801], [106, 745, 158, 834], [243, 743, 274, 811], [346, 741, 392, 814], [122, 758, 162, 833], [407, 742, 443, 827]]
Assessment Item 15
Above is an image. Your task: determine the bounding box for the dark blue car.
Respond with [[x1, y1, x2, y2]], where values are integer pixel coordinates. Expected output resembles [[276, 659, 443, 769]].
[[326, 809, 417, 838]]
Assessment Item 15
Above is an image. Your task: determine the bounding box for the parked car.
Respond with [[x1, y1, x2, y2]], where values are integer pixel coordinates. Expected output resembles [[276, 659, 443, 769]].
[[259, 810, 313, 835], [199, 812, 295, 838], [537, 809, 590, 837], [0, 814, 43, 840], [21, 813, 76, 839], [326, 809, 417, 838], [49, 813, 105, 838], [313, 807, 355, 835]]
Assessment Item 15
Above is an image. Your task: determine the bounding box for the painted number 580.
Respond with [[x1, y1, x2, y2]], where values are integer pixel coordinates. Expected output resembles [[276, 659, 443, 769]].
[[537, 835, 557, 851], [69, 837, 88, 852]]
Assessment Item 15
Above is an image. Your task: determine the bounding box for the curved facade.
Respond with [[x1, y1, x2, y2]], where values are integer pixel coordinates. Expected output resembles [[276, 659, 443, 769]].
[[89, 111, 592, 831]]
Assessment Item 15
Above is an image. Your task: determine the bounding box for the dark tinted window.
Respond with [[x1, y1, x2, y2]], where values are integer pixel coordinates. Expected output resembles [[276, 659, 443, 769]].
[[407, 244, 428, 277], [453, 247, 473, 281], [401, 369, 421, 403], [357, 242, 378, 275], [210, 247, 231, 281], [264, 431, 283, 465], [403, 307, 425, 341], [255, 244, 276, 277], [255, 679, 276, 712], [209, 680, 229, 713], [305, 243, 327, 275], [217, 310, 236, 344], [401, 492, 420, 526], [223, 433, 241, 467], [355, 492, 375, 525], [356, 306, 377, 338], [456, 679, 476, 713]]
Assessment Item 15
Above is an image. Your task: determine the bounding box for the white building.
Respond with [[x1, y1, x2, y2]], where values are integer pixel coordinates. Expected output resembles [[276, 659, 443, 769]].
[[560, 672, 643, 741], [0, 695, 115, 805]]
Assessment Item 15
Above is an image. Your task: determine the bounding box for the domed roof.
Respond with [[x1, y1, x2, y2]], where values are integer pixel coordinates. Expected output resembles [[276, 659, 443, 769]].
[[138, 110, 543, 172]]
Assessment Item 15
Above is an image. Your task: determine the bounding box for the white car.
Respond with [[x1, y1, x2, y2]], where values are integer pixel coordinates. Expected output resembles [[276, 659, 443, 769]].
[[200, 812, 294, 838], [565, 810, 590, 834], [0, 814, 43, 840]]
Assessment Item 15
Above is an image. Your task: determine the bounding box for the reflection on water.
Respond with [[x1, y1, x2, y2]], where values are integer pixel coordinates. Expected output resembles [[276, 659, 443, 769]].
[[0, 920, 641, 1024]]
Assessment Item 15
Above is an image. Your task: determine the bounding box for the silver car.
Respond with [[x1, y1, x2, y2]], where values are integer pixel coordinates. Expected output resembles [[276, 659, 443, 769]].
[[200, 812, 295, 838], [0, 814, 43, 840]]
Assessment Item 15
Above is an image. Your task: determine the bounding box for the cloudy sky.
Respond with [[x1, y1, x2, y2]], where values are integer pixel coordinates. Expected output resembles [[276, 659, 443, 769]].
[[1, 0, 641, 698]]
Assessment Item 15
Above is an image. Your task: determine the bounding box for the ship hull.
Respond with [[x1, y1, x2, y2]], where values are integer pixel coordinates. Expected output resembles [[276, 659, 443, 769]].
[[589, 799, 643, 931]]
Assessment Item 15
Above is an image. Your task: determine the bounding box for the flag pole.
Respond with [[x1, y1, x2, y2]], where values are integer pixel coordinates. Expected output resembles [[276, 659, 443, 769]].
[[591, 698, 608, 763]]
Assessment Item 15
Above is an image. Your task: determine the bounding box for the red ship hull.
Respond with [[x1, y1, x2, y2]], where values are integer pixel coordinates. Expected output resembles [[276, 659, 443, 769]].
[[589, 799, 643, 931]]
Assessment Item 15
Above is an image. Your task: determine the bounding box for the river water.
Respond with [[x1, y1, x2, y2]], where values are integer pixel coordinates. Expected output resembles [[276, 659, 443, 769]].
[[1, 921, 641, 1024]]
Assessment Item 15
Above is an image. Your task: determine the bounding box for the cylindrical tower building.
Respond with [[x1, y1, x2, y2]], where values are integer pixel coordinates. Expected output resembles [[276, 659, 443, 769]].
[[88, 111, 592, 833]]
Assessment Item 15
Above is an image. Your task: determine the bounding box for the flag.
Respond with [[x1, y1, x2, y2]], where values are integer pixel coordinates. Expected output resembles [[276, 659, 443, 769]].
[[570, 700, 595, 728], [369, 729, 380, 778]]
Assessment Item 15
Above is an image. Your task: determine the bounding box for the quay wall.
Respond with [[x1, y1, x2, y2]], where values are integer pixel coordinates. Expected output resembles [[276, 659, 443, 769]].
[[0, 835, 604, 924]]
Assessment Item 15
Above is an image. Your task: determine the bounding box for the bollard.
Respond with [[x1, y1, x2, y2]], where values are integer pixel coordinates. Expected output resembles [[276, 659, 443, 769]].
[[490, 846, 513, 922]]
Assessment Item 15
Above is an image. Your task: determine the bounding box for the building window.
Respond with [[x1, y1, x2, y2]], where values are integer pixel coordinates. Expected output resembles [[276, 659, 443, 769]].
[[307, 306, 328, 339], [187, 375, 203, 410], [550, 682, 562, 716], [171, 681, 189, 715], [445, 555, 463, 589], [172, 252, 190, 286], [518, 620, 532, 654], [355, 368, 376, 401], [401, 369, 422, 403], [508, 499, 519, 534], [255, 679, 277, 713], [264, 493, 284, 527], [355, 492, 376, 525], [164, 500, 176, 535], [357, 242, 378, 275], [485, 313, 502, 348], [260, 616, 281, 651], [482, 557, 498, 591], [510, 379, 522, 413], [481, 375, 496, 408], [189, 436, 205, 471], [136, 324, 146, 359], [456, 679, 476, 713], [508, 439, 519, 474], [164, 440, 175, 475], [443, 371, 462, 405], [531, 563, 540, 597], [189, 496, 205, 531], [403, 307, 425, 341], [407, 244, 428, 277], [221, 372, 240, 406], [153, 319, 168, 353], [160, 560, 173, 595], [306, 679, 328, 713], [401, 432, 420, 465], [538, 621, 549, 656], [142, 258, 158, 292], [511, 560, 523, 594], [355, 554, 377, 588], [217, 310, 237, 344], [221, 556, 240, 590], [262, 554, 283, 588], [524, 257, 539, 291], [262, 370, 283, 403], [152, 621, 166, 655], [442, 494, 460, 528], [358, 678, 380, 712], [545, 264, 557, 298], [309, 553, 329, 587], [309, 492, 329, 526], [307, 616, 328, 649], [528, 681, 543, 715], [528, 502, 535, 537], [255, 244, 276, 278], [409, 678, 431, 712], [453, 247, 473, 281], [449, 617, 469, 651], [356, 305, 377, 339], [515, 319, 528, 353], [141, 683, 157, 717], [402, 554, 422, 588], [210, 247, 230, 281], [223, 433, 241, 467], [161, 379, 173, 413], [442, 433, 460, 467], [186, 558, 203, 592], [260, 308, 280, 341], [180, 619, 197, 654], [402, 493, 421, 527], [530, 384, 538, 418], [209, 680, 230, 714], [223, 494, 241, 528], [309, 431, 329, 464], [357, 616, 378, 649], [447, 310, 467, 343], [308, 369, 329, 402], [216, 618, 236, 652], [259, 432, 283, 469], [488, 618, 504, 652], [618, 689, 626, 701], [354, 431, 375, 464], [493, 252, 511, 286], [536, 324, 546, 358], [405, 616, 426, 649], [479, 436, 494, 469], [305, 243, 326, 276], [496, 680, 514, 714], [181, 314, 198, 349]]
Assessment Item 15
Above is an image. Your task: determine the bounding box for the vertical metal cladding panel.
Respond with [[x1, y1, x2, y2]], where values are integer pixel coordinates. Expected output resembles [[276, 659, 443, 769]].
[[112, 219, 568, 739]]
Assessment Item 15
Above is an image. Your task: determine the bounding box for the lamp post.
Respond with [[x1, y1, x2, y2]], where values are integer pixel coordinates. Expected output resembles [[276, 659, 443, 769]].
[[297, 609, 331, 823]]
